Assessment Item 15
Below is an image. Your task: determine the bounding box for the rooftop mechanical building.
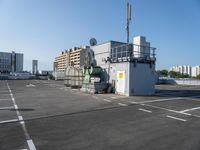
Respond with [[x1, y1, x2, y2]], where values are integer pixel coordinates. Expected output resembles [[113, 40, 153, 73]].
[[91, 36, 156, 96]]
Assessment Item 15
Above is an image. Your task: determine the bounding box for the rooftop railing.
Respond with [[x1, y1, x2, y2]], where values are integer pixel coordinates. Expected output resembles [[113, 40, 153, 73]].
[[110, 44, 156, 63]]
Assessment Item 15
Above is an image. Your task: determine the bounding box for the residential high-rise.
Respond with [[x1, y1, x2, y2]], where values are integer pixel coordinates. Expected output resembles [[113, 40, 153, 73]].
[[32, 60, 38, 75], [53, 46, 88, 71], [0, 51, 23, 73], [54, 50, 69, 72], [171, 65, 199, 77]]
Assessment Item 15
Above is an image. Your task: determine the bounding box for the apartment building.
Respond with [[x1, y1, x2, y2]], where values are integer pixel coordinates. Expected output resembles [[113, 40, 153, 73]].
[[54, 46, 88, 71], [54, 50, 69, 71], [191, 66, 200, 77], [171, 65, 200, 77]]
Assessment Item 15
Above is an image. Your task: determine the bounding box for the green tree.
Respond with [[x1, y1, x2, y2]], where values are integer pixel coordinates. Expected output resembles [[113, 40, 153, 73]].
[[157, 70, 168, 77], [196, 74, 200, 79], [169, 71, 190, 78]]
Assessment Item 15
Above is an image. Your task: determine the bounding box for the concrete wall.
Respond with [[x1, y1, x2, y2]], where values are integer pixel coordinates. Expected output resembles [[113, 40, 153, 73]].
[[158, 78, 200, 86], [129, 63, 155, 95]]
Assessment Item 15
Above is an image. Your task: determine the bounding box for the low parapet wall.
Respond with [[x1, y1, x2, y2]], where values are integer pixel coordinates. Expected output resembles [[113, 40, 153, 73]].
[[157, 78, 200, 86]]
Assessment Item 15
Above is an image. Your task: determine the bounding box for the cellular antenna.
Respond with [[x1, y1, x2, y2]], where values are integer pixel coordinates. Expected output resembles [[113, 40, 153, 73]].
[[126, 2, 132, 44]]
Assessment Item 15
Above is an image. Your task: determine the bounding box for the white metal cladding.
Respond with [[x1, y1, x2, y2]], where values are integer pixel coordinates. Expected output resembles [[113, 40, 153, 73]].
[[91, 38, 156, 96], [129, 63, 155, 95]]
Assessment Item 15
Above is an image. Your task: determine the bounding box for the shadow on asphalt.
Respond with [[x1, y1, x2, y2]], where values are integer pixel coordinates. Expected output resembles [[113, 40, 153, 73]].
[[155, 89, 200, 97], [10, 108, 35, 111]]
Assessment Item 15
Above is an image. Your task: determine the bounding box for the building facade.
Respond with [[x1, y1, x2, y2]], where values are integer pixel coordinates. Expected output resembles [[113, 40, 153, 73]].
[[53, 46, 89, 72], [54, 51, 69, 72], [32, 60, 38, 75], [191, 66, 200, 77], [171, 65, 200, 77], [91, 36, 156, 96], [53, 36, 156, 95], [0, 51, 23, 73]]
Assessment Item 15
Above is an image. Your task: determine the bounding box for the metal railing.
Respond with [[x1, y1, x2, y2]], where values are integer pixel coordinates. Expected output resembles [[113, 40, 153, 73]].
[[110, 44, 156, 62]]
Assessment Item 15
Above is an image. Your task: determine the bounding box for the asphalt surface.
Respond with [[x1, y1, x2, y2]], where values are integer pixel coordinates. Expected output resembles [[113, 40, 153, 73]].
[[1, 80, 200, 150]]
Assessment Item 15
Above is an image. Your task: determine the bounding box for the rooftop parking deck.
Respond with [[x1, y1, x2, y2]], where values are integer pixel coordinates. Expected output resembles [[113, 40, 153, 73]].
[[1, 80, 200, 150]]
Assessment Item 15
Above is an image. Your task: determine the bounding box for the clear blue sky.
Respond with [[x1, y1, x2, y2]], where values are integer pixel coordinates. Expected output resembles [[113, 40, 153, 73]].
[[0, 0, 200, 71]]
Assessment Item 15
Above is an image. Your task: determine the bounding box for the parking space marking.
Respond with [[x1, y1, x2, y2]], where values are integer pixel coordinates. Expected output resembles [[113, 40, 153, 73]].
[[103, 99, 111, 102], [0, 119, 18, 124], [111, 96, 127, 100], [27, 140, 36, 150], [7, 82, 37, 150], [14, 104, 18, 109], [26, 84, 36, 87], [132, 97, 182, 104], [118, 103, 128, 106], [18, 116, 23, 121], [128, 101, 138, 104], [138, 108, 152, 113], [166, 115, 187, 122], [179, 107, 200, 113], [0, 106, 14, 110], [142, 103, 192, 116]]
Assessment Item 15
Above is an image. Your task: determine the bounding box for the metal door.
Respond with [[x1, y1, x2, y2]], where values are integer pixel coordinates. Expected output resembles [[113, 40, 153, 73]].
[[116, 71, 125, 94]]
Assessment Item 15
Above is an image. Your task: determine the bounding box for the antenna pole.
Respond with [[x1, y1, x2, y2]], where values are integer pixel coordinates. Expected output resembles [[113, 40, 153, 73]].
[[126, 2, 131, 44]]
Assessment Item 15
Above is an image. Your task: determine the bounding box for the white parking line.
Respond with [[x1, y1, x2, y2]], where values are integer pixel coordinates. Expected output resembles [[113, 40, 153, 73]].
[[0, 106, 14, 110], [166, 115, 187, 122], [111, 96, 127, 99], [18, 116, 23, 121], [26, 84, 35, 87], [134, 97, 182, 104], [138, 108, 152, 113], [7, 82, 37, 150], [128, 101, 138, 104], [142, 103, 192, 116], [179, 107, 200, 113], [118, 103, 127, 106], [103, 99, 111, 102], [27, 140, 36, 150], [0, 119, 18, 124]]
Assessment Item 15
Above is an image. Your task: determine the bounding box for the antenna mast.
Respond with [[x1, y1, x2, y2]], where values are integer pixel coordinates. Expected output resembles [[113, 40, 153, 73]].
[[126, 2, 132, 44]]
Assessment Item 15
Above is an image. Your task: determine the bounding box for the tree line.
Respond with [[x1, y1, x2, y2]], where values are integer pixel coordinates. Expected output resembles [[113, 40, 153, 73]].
[[157, 70, 200, 79]]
